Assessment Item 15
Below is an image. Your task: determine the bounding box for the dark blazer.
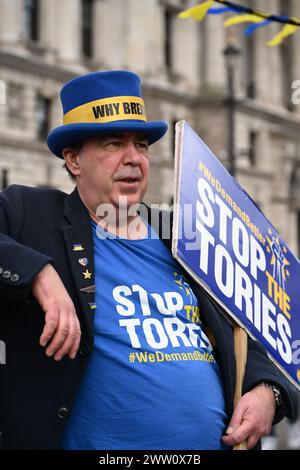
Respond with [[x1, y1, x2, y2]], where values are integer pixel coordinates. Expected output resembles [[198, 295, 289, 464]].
[[0, 185, 295, 449]]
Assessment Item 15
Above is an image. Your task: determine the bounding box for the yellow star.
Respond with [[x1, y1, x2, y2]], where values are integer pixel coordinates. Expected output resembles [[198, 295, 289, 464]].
[[266, 247, 270, 253], [83, 269, 92, 279], [286, 270, 290, 277]]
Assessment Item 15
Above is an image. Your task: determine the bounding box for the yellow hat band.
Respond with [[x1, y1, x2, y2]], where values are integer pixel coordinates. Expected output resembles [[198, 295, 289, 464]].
[[63, 95, 147, 125]]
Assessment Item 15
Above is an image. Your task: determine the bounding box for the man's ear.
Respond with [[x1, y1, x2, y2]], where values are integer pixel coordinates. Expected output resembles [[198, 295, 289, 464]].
[[62, 148, 81, 176]]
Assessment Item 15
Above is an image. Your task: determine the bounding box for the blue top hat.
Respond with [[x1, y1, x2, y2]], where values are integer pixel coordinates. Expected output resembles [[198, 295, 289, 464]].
[[47, 70, 168, 158]]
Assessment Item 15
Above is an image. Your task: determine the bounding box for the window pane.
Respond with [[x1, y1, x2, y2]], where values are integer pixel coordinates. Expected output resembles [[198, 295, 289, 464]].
[[164, 10, 173, 69], [36, 95, 50, 141], [82, 0, 93, 58], [23, 0, 39, 41], [280, 0, 293, 110]]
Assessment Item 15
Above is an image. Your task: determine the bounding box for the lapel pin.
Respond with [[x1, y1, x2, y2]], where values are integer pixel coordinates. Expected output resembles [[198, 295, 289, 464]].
[[73, 244, 84, 251], [78, 257, 88, 266], [80, 285, 96, 294], [83, 269, 92, 279]]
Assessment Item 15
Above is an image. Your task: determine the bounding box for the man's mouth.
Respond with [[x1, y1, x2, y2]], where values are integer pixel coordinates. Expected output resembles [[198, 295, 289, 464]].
[[117, 177, 140, 183]]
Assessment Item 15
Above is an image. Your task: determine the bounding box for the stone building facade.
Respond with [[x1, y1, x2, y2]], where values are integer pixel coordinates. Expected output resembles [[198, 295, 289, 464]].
[[0, 0, 300, 253]]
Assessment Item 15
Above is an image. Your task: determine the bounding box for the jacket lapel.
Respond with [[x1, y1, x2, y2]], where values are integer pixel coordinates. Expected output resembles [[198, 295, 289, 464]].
[[62, 187, 95, 338]]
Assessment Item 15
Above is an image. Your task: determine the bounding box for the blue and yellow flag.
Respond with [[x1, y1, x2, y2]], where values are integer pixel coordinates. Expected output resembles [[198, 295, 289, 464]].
[[178, 1, 214, 21], [179, 0, 300, 46]]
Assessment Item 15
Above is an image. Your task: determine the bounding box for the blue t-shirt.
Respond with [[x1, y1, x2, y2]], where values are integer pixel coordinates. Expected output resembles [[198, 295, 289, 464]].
[[60, 221, 228, 450]]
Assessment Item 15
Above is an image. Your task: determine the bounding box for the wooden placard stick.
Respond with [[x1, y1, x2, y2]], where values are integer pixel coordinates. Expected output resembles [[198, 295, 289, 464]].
[[233, 325, 248, 451]]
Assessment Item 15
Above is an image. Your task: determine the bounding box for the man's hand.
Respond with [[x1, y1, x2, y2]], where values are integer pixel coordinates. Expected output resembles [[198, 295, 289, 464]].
[[32, 263, 81, 361], [222, 385, 276, 449]]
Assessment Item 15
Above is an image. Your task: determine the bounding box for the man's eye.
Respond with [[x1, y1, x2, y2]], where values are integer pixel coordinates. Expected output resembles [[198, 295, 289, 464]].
[[104, 141, 123, 150], [136, 142, 149, 152]]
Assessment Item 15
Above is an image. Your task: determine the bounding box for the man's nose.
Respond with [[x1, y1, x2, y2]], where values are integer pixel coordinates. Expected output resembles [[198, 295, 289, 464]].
[[122, 141, 141, 165]]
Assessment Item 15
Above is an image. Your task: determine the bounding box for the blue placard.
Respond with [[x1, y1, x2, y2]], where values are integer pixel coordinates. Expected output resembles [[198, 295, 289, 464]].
[[172, 121, 300, 391]]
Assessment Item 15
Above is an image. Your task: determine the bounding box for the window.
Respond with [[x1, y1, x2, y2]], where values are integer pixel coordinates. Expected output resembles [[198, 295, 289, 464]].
[[1, 169, 8, 190], [248, 130, 257, 166], [23, 0, 39, 42], [36, 95, 51, 141], [164, 9, 174, 69], [240, 0, 256, 98], [8, 83, 24, 124], [245, 35, 256, 99], [280, 0, 293, 110], [81, 0, 94, 58]]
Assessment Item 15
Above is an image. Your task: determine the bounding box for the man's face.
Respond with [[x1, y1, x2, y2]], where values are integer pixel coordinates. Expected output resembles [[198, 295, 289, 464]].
[[73, 132, 150, 212]]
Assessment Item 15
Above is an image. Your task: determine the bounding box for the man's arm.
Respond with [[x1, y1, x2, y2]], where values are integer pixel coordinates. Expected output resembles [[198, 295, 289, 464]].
[[0, 231, 53, 303], [32, 263, 81, 361], [222, 383, 276, 449], [222, 337, 296, 449], [0, 185, 81, 360]]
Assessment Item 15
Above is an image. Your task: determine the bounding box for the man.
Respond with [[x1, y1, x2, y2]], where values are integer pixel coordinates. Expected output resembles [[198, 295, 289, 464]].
[[0, 70, 295, 450]]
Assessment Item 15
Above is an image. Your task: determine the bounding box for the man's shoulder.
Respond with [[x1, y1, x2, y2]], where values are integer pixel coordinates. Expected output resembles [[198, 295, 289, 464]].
[[0, 184, 71, 217], [1, 184, 68, 203]]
